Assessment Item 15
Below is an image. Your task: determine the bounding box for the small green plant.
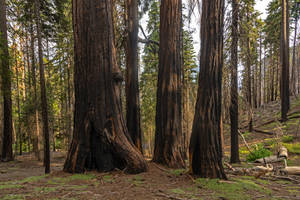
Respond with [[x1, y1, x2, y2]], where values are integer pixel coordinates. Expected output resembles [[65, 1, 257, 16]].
[[19, 175, 46, 183], [246, 145, 272, 162], [169, 169, 185, 176], [67, 173, 96, 181], [282, 135, 294, 143], [170, 188, 185, 195], [103, 175, 113, 183]]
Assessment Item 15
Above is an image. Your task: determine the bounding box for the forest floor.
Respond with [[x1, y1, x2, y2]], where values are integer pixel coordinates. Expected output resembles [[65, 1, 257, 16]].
[[1, 97, 300, 200]]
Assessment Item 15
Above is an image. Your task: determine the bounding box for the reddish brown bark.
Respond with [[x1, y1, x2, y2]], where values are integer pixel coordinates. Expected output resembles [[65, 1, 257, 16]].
[[125, 0, 142, 153], [189, 0, 226, 179], [153, 0, 185, 168], [64, 0, 147, 174], [0, 0, 13, 161]]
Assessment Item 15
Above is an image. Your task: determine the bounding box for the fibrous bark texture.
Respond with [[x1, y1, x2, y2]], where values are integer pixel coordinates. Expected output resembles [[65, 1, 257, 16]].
[[0, 0, 13, 162], [125, 0, 142, 153], [152, 0, 185, 168], [280, 0, 290, 122], [230, 0, 240, 164], [64, 0, 148, 174], [189, 0, 226, 179]]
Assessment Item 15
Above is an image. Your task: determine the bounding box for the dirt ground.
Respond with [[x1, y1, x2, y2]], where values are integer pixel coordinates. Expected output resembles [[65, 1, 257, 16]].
[[1, 99, 300, 200], [0, 151, 300, 200]]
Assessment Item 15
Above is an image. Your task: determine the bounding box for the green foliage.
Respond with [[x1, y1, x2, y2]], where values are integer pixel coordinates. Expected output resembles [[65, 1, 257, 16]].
[[246, 144, 272, 162], [282, 135, 294, 143], [103, 175, 113, 183], [283, 143, 300, 154]]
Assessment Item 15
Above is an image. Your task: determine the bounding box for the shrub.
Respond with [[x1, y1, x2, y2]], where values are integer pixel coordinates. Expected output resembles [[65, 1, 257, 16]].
[[282, 135, 294, 143], [246, 145, 272, 162]]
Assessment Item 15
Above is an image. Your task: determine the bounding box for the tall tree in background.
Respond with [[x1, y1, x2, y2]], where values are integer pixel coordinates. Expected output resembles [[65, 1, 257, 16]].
[[280, 0, 290, 122], [64, 0, 147, 174], [230, 0, 240, 164], [0, 0, 13, 161], [125, 0, 142, 153], [291, 0, 299, 95], [189, 0, 226, 178], [34, 0, 50, 173], [152, 0, 185, 168]]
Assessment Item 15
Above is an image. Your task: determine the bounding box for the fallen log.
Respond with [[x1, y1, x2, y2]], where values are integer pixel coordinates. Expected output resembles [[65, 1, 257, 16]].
[[280, 167, 300, 175], [253, 129, 274, 135], [255, 156, 285, 164], [278, 147, 288, 158]]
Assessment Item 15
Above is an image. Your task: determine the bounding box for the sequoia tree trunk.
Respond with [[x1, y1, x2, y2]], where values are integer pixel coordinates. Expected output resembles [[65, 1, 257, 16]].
[[64, 0, 148, 174], [34, 0, 50, 173], [152, 0, 185, 168], [0, 0, 13, 161], [280, 0, 290, 122], [230, 0, 240, 164], [125, 0, 142, 153], [189, 0, 226, 179]]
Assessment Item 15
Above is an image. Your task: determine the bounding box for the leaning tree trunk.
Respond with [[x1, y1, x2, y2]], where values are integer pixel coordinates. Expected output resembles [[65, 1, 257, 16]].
[[125, 0, 142, 153], [34, 0, 50, 173], [280, 0, 290, 122], [230, 0, 240, 164], [64, 0, 148, 174], [0, 0, 13, 161], [152, 0, 185, 168], [189, 0, 226, 179]]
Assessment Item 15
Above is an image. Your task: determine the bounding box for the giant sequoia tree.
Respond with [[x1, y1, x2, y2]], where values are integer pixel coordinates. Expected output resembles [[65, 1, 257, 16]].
[[0, 0, 13, 161], [189, 0, 226, 178], [64, 0, 147, 174], [280, 0, 290, 121], [230, 0, 240, 164], [152, 0, 185, 168], [125, 0, 142, 153]]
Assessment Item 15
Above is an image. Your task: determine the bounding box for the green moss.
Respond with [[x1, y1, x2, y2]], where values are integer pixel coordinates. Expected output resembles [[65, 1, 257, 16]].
[[67, 185, 88, 190], [19, 175, 46, 183], [34, 186, 57, 193], [0, 184, 22, 190], [169, 169, 186, 176], [67, 174, 96, 181], [103, 175, 113, 183], [1, 194, 24, 200], [170, 188, 185, 195], [194, 177, 271, 200], [47, 177, 65, 185]]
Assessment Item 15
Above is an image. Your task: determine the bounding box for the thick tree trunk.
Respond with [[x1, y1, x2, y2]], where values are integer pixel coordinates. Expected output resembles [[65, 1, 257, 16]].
[[153, 0, 185, 168], [125, 0, 142, 153], [64, 0, 148, 174], [258, 35, 262, 107], [30, 24, 41, 160], [291, 10, 298, 96], [281, 0, 290, 122], [0, 0, 13, 161], [189, 0, 226, 179], [34, 0, 50, 173], [230, 0, 240, 164], [247, 35, 253, 132]]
